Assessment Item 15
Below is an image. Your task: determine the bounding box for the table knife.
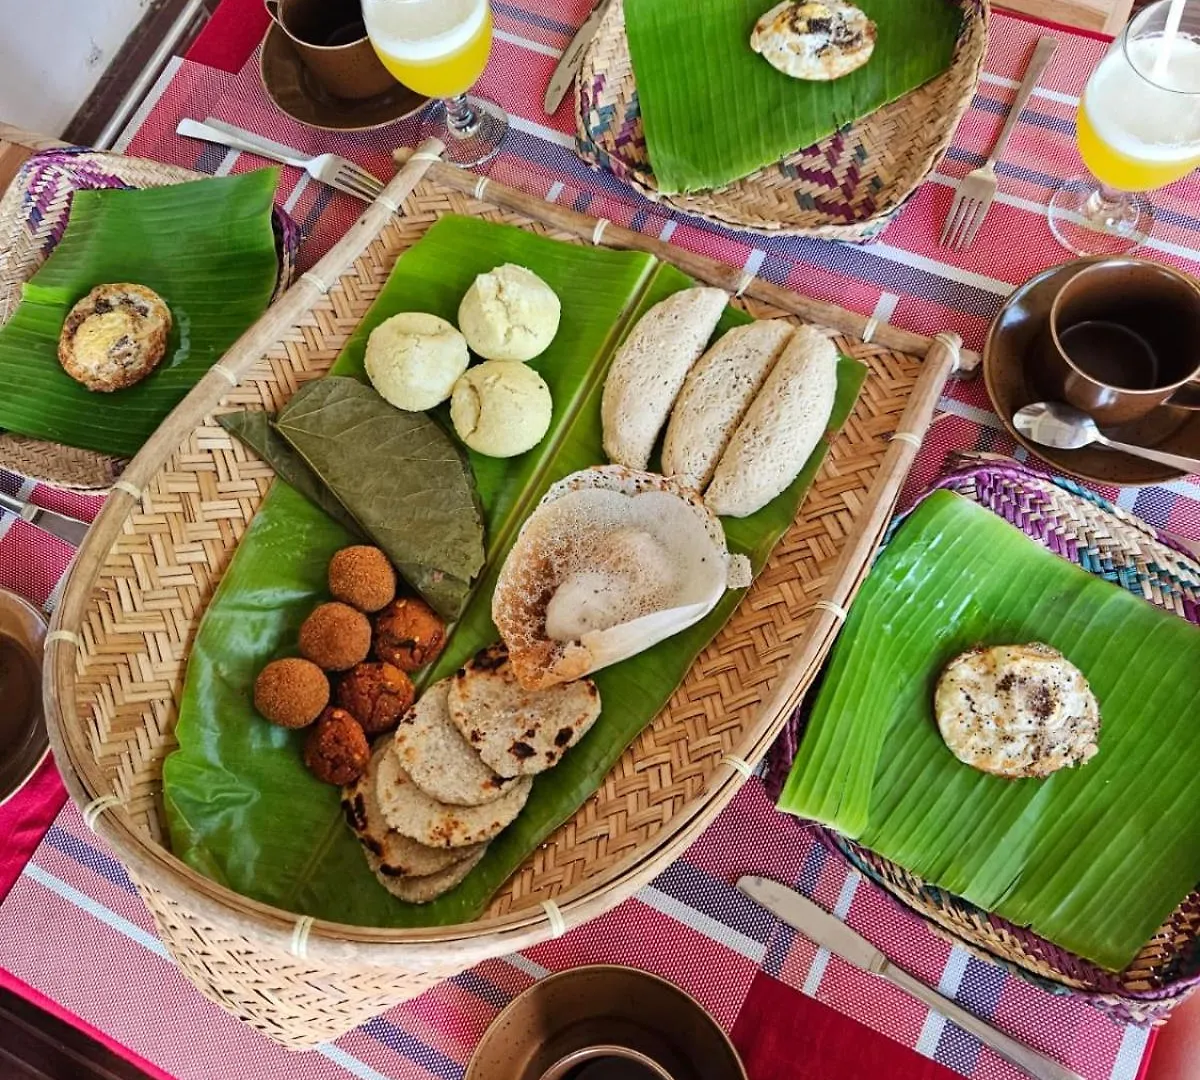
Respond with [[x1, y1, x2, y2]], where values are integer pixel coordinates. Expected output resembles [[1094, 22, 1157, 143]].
[[737, 876, 1084, 1080], [0, 490, 89, 547], [543, 0, 615, 114]]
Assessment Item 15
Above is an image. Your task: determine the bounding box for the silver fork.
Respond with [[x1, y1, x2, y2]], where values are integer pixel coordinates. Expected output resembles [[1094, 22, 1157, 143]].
[[176, 118, 384, 202], [940, 35, 1058, 250]]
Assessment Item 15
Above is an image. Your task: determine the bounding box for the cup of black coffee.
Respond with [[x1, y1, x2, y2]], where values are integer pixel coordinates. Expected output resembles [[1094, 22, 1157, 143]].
[[264, 0, 395, 100], [1042, 257, 1200, 427]]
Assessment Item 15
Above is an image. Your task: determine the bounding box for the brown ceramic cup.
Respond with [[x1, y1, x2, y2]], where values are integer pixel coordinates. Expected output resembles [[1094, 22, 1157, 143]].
[[1042, 258, 1200, 427], [264, 0, 396, 100], [537, 1045, 676, 1080]]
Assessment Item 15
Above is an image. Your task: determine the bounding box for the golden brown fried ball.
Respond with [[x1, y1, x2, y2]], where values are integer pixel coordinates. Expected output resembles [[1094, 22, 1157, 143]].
[[303, 707, 370, 784], [328, 546, 397, 613], [253, 658, 330, 728], [336, 661, 415, 735], [299, 602, 372, 672], [373, 597, 447, 672]]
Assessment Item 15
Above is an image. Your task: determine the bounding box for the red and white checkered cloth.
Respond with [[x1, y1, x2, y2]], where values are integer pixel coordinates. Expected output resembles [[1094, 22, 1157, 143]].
[[3, 4, 1197, 1078]]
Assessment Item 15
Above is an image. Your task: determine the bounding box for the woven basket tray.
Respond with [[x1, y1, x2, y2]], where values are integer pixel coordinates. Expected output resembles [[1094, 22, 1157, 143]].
[[770, 457, 1200, 1026], [44, 142, 965, 1049], [0, 147, 300, 491], [576, 0, 988, 241]]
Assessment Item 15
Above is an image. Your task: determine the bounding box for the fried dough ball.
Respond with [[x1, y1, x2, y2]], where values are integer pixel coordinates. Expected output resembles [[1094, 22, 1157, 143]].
[[373, 597, 447, 672], [328, 546, 396, 613], [304, 707, 370, 784], [253, 658, 330, 728], [299, 602, 372, 672], [336, 661, 415, 735]]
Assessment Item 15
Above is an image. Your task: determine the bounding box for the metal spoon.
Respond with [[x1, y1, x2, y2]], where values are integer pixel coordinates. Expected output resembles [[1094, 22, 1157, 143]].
[[1013, 401, 1200, 475]]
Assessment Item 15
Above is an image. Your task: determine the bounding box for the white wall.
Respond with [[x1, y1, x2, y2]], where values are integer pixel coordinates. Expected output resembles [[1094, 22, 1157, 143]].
[[0, 0, 152, 136]]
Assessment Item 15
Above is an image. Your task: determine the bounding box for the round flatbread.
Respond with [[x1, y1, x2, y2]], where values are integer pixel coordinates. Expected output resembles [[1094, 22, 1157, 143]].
[[58, 283, 172, 392], [447, 644, 601, 777], [375, 744, 532, 848], [369, 845, 487, 904], [392, 679, 517, 807], [341, 744, 482, 876]]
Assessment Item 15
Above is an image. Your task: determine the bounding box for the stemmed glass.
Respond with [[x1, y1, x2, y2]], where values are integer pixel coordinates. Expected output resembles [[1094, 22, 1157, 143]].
[[362, 0, 508, 167], [1048, 0, 1200, 256]]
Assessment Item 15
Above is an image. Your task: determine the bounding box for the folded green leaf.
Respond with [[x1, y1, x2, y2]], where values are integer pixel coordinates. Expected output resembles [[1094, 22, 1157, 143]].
[[274, 377, 484, 618], [217, 410, 364, 540], [624, 0, 963, 193], [779, 491, 1200, 971], [0, 172, 281, 457]]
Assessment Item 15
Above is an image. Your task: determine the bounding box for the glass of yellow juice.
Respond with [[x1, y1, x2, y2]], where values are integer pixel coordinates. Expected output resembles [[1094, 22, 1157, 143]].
[[1049, 0, 1200, 255], [362, 0, 507, 166]]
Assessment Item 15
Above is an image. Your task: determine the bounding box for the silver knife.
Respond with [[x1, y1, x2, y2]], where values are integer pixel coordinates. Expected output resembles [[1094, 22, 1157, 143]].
[[543, 0, 615, 115], [0, 490, 90, 547], [737, 876, 1085, 1080]]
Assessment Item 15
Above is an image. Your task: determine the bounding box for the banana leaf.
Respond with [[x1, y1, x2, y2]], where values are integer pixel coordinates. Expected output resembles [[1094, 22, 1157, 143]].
[[624, 0, 964, 193], [164, 215, 867, 926], [0, 171, 281, 457], [778, 491, 1200, 971]]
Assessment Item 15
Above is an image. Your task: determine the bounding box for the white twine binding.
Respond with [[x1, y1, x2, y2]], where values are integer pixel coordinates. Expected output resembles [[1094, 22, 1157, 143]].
[[720, 754, 754, 779], [861, 317, 879, 344], [112, 480, 142, 500], [891, 431, 923, 449], [377, 193, 401, 215], [591, 218, 610, 246], [302, 271, 332, 295], [83, 794, 122, 832], [408, 151, 442, 164], [934, 331, 963, 373], [46, 629, 80, 648], [735, 271, 754, 298], [212, 364, 239, 387], [542, 900, 566, 939], [290, 915, 315, 959], [473, 176, 490, 201], [815, 600, 849, 622]]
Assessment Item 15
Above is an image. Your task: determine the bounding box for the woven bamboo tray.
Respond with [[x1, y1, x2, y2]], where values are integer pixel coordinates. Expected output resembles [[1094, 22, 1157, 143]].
[[0, 146, 299, 491], [44, 139, 967, 1049], [771, 457, 1200, 1026], [576, 0, 988, 241]]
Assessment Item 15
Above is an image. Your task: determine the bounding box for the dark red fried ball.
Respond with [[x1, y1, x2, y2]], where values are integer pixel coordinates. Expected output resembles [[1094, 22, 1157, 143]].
[[328, 546, 396, 613], [253, 658, 330, 728], [336, 661, 415, 735], [299, 601, 372, 672], [303, 707, 370, 784], [372, 597, 447, 672]]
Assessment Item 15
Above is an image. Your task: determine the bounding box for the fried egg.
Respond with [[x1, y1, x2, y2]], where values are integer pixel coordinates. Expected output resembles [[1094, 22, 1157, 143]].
[[750, 1, 877, 82], [934, 643, 1101, 779]]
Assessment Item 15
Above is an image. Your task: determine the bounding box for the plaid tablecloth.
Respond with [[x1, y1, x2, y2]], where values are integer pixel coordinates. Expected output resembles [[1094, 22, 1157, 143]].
[[3, 4, 1199, 1078]]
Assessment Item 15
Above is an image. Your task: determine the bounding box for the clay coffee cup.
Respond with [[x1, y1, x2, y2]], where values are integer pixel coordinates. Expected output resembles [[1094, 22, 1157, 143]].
[[264, 0, 396, 100], [1042, 258, 1200, 427]]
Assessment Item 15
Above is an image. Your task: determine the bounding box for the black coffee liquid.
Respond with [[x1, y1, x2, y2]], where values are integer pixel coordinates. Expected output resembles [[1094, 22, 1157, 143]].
[[564, 1058, 664, 1080], [1060, 320, 1161, 391], [0, 634, 38, 745], [290, 0, 368, 46]]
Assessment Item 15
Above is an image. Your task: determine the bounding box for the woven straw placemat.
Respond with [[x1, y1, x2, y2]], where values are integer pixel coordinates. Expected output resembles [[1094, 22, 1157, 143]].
[[0, 148, 298, 491], [576, 0, 988, 240]]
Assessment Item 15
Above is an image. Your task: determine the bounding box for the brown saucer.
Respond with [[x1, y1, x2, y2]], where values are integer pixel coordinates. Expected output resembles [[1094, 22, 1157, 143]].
[[984, 258, 1200, 486], [0, 589, 47, 808], [259, 23, 428, 132], [464, 966, 747, 1080]]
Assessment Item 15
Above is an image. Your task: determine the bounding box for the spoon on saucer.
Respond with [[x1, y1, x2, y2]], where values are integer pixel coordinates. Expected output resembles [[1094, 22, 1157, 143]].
[[1013, 401, 1200, 475]]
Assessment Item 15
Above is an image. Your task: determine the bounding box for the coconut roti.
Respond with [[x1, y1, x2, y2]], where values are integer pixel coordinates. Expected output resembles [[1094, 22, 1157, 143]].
[[392, 679, 517, 806], [376, 743, 532, 847], [448, 644, 602, 776], [342, 745, 482, 876]]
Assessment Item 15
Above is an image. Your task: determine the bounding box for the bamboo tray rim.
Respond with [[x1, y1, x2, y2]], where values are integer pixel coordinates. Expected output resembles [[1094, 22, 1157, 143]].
[[43, 140, 965, 965]]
